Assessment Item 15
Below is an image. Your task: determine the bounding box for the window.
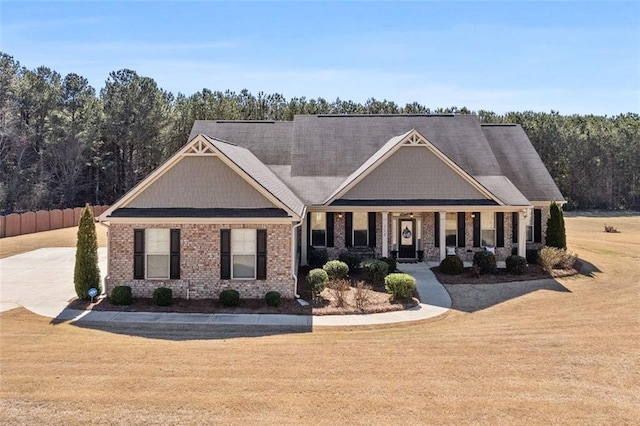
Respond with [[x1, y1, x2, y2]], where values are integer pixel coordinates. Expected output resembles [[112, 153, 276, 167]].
[[445, 212, 457, 247], [353, 212, 368, 246], [311, 212, 326, 247], [526, 209, 534, 242], [146, 229, 170, 279], [481, 213, 495, 247], [232, 229, 256, 279]]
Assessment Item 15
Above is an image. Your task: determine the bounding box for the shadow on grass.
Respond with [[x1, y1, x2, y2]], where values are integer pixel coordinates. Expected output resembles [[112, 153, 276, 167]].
[[443, 278, 572, 313], [575, 257, 602, 278]]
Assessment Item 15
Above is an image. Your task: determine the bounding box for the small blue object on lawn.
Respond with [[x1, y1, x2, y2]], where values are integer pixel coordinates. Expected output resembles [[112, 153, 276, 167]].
[[88, 287, 98, 303]]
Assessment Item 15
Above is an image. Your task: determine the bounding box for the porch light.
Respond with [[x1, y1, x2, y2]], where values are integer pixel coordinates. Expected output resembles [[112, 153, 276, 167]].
[[338, 212, 343, 218], [410, 212, 414, 218]]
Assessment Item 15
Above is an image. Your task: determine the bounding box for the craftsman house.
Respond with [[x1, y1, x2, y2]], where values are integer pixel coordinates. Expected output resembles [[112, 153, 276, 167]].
[[98, 114, 564, 299]]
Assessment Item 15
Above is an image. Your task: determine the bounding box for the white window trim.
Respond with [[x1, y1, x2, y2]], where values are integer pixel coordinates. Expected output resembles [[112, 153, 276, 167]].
[[311, 212, 327, 248], [445, 212, 457, 248], [481, 213, 496, 248], [231, 229, 257, 280], [353, 211, 369, 247], [145, 228, 170, 280], [526, 208, 534, 242]]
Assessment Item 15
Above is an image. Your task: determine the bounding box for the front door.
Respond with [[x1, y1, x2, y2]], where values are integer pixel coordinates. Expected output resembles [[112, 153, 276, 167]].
[[398, 219, 416, 259]]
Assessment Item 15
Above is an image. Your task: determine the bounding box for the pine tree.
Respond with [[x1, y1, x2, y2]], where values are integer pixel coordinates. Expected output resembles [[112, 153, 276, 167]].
[[74, 204, 101, 299], [545, 201, 567, 249]]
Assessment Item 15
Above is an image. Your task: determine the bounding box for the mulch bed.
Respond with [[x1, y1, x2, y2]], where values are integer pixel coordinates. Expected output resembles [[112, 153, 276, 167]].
[[432, 263, 578, 285]]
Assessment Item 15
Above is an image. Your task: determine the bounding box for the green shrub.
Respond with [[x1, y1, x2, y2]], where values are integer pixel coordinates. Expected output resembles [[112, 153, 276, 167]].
[[439, 255, 463, 275], [219, 289, 240, 307], [384, 273, 416, 299], [323, 260, 349, 280], [308, 247, 329, 269], [526, 249, 540, 265], [265, 291, 281, 307], [307, 268, 329, 298], [538, 247, 577, 273], [363, 260, 389, 285], [110, 286, 133, 305], [152, 287, 173, 306], [470, 265, 482, 278], [74, 204, 101, 299], [505, 255, 527, 275], [378, 256, 396, 273], [473, 250, 497, 274], [546, 202, 567, 249], [338, 251, 362, 272]]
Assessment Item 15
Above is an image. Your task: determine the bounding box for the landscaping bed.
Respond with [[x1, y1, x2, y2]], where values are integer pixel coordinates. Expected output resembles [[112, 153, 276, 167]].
[[433, 263, 578, 285]]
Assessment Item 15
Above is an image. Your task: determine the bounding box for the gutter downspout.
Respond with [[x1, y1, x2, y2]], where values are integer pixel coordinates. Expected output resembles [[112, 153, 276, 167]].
[[291, 207, 307, 299], [99, 221, 110, 296]]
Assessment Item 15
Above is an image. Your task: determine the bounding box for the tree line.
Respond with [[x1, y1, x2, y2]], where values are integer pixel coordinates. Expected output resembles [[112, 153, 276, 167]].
[[1, 53, 638, 212]]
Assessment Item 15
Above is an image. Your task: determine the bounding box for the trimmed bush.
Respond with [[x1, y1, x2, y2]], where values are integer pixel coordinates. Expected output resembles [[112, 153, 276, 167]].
[[384, 273, 416, 299], [505, 255, 527, 275], [219, 289, 240, 307], [363, 259, 389, 285], [338, 251, 362, 272], [307, 268, 329, 298], [473, 250, 497, 274], [323, 260, 349, 280], [110, 286, 133, 305], [378, 256, 397, 273], [265, 291, 281, 307], [308, 247, 328, 269], [526, 249, 540, 265], [538, 247, 577, 273], [74, 204, 101, 300], [152, 287, 173, 306], [546, 201, 567, 249], [439, 255, 463, 275]]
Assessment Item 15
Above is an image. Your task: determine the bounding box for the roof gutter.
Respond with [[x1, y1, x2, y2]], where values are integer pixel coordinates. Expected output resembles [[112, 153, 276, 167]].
[[291, 206, 307, 299]]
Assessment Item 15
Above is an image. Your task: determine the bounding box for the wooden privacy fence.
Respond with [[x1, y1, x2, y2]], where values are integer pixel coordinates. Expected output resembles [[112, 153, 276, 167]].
[[0, 205, 109, 238]]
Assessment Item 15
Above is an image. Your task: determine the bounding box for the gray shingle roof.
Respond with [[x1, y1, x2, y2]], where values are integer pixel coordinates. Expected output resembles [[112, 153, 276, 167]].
[[481, 124, 565, 202], [474, 176, 530, 206], [267, 165, 345, 205], [202, 135, 305, 217]]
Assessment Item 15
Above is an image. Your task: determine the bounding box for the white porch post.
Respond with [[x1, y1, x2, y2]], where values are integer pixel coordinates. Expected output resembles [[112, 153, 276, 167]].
[[382, 212, 389, 257], [301, 215, 308, 266], [518, 210, 526, 258], [439, 211, 446, 261]]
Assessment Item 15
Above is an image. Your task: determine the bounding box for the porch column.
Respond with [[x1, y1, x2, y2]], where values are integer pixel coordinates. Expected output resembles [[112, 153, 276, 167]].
[[301, 215, 308, 266], [382, 212, 389, 257], [439, 211, 447, 261], [518, 210, 526, 258]]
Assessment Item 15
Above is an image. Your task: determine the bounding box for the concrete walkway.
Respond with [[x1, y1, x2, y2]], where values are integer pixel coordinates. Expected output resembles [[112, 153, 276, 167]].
[[0, 248, 451, 327]]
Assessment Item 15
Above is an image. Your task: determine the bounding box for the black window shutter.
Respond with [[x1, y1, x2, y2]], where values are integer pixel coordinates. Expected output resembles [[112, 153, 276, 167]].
[[534, 208, 542, 243], [326, 213, 334, 247], [512, 212, 519, 244], [496, 212, 504, 248], [133, 229, 145, 279], [257, 229, 267, 280], [345, 212, 353, 247], [434, 213, 440, 248], [306, 211, 311, 251], [170, 229, 180, 279], [457, 212, 466, 247], [220, 229, 231, 279], [473, 212, 481, 247], [368, 212, 376, 248]]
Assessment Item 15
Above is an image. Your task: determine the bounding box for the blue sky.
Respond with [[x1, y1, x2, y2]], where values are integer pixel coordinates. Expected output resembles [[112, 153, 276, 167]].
[[1, 1, 638, 114]]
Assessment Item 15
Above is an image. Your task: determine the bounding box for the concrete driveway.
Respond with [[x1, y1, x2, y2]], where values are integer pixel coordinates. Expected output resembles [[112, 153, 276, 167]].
[[0, 248, 107, 317]]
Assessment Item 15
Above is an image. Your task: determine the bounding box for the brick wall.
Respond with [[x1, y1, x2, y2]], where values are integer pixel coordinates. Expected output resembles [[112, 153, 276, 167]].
[[106, 222, 294, 299]]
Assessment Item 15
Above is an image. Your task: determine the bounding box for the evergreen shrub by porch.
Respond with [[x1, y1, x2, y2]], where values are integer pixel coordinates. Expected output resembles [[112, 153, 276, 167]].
[[546, 201, 567, 249], [74, 204, 101, 300], [338, 251, 362, 272], [439, 255, 463, 275], [307, 268, 329, 298], [473, 250, 497, 274], [308, 247, 328, 269], [110, 286, 133, 305], [384, 273, 416, 299], [363, 259, 389, 285], [526, 249, 540, 265], [219, 289, 240, 307], [378, 256, 397, 273], [505, 255, 527, 275], [152, 287, 173, 306], [265, 291, 281, 307], [323, 260, 349, 280]]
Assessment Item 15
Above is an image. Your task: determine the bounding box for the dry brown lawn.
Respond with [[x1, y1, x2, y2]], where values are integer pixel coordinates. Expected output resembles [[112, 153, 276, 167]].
[[1, 214, 639, 425], [0, 225, 107, 258]]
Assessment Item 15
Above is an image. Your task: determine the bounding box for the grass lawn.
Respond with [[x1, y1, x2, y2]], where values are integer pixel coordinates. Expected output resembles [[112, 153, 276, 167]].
[[1, 214, 639, 424]]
